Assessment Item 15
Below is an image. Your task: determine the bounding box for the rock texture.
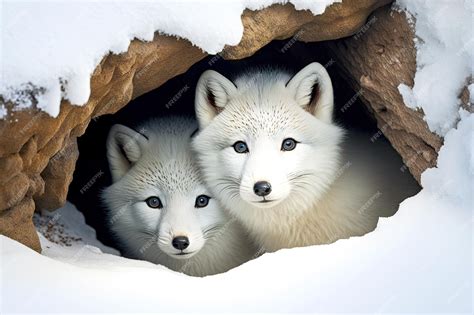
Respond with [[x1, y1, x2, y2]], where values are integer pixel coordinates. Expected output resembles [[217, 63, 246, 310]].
[[222, 0, 391, 59], [0, 0, 439, 251], [325, 5, 443, 182]]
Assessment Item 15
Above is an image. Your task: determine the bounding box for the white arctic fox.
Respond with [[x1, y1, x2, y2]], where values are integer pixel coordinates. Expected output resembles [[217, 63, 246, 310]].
[[192, 63, 418, 252], [102, 116, 257, 276]]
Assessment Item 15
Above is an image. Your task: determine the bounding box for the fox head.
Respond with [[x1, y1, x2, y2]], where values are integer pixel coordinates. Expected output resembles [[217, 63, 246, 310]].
[[192, 63, 345, 220], [102, 118, 228, 265]]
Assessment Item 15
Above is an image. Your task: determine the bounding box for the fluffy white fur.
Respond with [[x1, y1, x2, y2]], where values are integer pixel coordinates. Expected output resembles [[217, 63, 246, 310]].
[[192, 63, 418, 252], [102, 116, 257, 276]]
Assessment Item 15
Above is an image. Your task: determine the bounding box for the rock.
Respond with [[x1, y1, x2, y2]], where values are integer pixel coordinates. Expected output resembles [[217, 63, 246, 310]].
[[36, 137, 79, 210], [0, 1, 439, 251], [0, 153, 23, 184], [459, 78, 473, 113], [0, 198, 40, 252], [223, 0, 391, 59], [0, 173, 30, 211], [325, 5, 443, 182]]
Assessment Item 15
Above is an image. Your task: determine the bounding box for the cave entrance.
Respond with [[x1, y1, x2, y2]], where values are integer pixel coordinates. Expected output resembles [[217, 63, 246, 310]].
[[36, 38, 419, 269]]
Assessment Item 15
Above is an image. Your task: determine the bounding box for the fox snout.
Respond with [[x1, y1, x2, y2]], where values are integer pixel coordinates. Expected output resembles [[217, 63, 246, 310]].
[[171, 236, 190, 250], [158, 217, 204, 258], [240, 173, 291, 208], [253, 181, 272, 197]]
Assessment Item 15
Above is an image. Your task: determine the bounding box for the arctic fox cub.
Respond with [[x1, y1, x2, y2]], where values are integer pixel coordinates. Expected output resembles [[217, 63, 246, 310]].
[[192, 63, 417, 252], [102, 116, 256, 276]]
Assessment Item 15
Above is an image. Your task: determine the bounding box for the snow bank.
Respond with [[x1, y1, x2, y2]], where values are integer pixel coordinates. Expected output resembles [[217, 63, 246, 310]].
[[3, 113, 473, 312], [2, 164, 472, 313], [0, 0, 340, 118], [396, 0, 473, 136]]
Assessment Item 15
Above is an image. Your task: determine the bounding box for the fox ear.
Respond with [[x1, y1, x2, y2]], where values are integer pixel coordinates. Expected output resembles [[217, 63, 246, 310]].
[[195, 70, 237, 129], [286, 62, 334, 123], [106, 124, 148, 182]]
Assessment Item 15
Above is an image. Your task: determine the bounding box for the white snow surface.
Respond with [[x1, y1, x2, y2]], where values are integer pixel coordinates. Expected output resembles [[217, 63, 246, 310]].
[[0, 0, 340, 118], [396, 0, 473, 136], [2, 136, 473, 313], [2, 113, 473, 312]]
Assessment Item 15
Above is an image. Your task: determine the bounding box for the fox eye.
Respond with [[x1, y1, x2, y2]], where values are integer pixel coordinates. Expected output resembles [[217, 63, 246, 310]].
[[195, 195, 211, 208], [281, 138, 298, 151], [145, 196, 163, 209], [233, 141, 249, 153]]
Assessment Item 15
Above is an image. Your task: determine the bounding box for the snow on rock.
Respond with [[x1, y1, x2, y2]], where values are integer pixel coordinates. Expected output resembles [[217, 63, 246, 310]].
[[0, 0, 339, 118], [396, 0, 473, 136], [0, 105, 7, 118], [244, 0, 341, 14], [421, 109, 474, 206], [279, 0, 341, 15]]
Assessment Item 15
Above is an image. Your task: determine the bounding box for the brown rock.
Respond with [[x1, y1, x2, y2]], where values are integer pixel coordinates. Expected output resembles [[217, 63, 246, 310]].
[[325, 5, 443, 182], [19, 136, 38, 171], [36, 137, 79, 210], [0, 173, 30, 211], [0, 1, 441, 251], [223, 0, 391, 59], [27, 174, 45, 199], [0, 198, 40, 252], [0, 153, 23, 184], [460, 78, 473, 113]]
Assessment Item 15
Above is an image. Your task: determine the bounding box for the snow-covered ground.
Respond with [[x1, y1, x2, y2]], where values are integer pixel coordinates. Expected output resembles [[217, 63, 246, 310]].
[[2, 147, 472, 313], [1, 0, 473, 313]]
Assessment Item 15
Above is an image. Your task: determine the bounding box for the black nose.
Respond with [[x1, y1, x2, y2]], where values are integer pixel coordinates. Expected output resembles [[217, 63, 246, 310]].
[[172, 236, 189, 250], [253, 181, 272, 197]]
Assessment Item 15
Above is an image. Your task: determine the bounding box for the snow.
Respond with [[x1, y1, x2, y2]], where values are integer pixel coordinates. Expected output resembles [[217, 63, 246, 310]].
[[1, 1, 473, 313], [469, 83, 474, 104], [396, 0, 473, 136], [2, 171, 472, 313], [421, 109, 474, 206], [33, 203, 119, 256], [0, 105, 6, 118], [2, 115, 473, 313], [0, 0, 340, 118], [282, 0, 341, 14]]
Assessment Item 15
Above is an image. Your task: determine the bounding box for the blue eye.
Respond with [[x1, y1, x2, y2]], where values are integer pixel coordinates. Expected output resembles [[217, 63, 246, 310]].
[[233, 141, 249, 153], [195, 195, 210, 208], [145, 196, 162, 209], [281, 138, 298, 151]]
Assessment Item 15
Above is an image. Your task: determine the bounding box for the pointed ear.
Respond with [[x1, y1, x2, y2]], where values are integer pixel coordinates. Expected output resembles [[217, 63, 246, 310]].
[[195, 70, 237, 129], [286, 62, 334, 123], [106, 124, 148, 182]]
